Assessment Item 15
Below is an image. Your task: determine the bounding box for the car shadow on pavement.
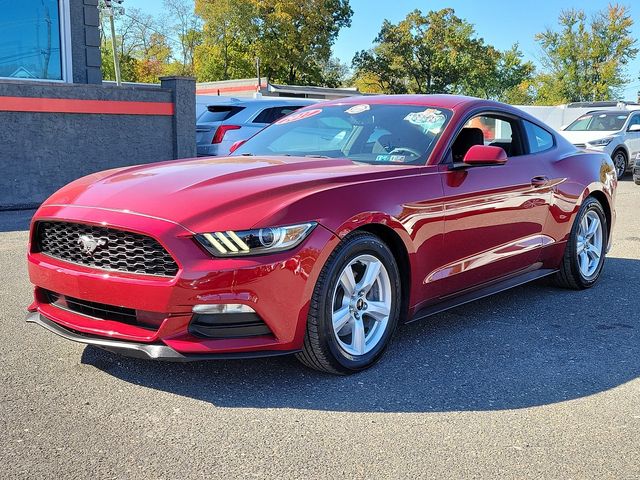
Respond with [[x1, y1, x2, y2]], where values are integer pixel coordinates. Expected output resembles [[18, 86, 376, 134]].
[[82, 256, 640, 413]]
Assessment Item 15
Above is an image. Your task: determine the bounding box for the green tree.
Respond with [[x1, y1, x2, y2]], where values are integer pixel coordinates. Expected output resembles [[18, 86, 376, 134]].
[[135, 32, 173, 83], [494, 45, 536, 104], [351, 9, 533, 100], [194, 0, 256, 81], [100, 6, 173, 82], [195, 0, 352, 85], [535, 4, 638, 103], [163, 0, 203, 76], [251, 0, 352, 85], [317, 57, 350, 88], [100, 41, 138, 82]]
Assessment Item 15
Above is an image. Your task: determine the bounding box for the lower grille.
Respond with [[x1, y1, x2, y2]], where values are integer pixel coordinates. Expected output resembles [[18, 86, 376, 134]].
[[44, 290, 164, 330], [34, 221, 179, 277], [189, 312, 272, 338]]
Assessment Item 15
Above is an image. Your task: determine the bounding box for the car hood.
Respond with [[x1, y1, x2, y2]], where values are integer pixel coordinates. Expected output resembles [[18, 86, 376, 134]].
[[560, 130, 619, 144], [44, 156, 412, 232]]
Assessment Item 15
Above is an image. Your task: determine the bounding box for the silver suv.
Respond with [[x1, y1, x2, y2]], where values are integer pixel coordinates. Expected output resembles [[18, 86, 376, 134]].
[[560, 110, 640, 179], [196, 98, 317, 157]]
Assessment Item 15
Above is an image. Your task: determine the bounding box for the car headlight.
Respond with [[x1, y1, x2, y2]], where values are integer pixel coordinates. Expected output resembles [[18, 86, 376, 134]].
[[588, 137, 614, 147], [195, 222, 317, 257]]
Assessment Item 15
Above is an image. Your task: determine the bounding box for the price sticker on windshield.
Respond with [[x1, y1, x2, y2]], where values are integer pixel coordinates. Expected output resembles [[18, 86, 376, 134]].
[[276, 108, 323, 125], [345, 104, 370, 115]]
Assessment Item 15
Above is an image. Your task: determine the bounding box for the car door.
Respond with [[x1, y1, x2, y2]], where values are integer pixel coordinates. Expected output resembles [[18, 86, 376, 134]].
[[625, 113, 640, 162], [433, 113, 553, 297]]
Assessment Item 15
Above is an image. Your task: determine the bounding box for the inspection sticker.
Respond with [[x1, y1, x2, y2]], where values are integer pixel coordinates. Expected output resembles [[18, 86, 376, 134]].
[[276, 108, 322, 124], [375, 154, 407, 163]]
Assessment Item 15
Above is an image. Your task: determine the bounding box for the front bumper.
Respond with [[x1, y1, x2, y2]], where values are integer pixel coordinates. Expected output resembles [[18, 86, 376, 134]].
[[27, 204, 338, 357], [26, 312, 299, 360]]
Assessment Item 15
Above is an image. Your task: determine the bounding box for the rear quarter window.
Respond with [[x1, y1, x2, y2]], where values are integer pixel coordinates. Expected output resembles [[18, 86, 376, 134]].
[[198, 106, 244, 123], [524, 121, 554, 153], [253, 106, 305, 124]]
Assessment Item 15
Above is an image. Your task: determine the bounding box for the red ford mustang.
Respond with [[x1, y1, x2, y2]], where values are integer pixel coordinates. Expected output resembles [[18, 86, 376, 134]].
[[26, 95, 617, 374]]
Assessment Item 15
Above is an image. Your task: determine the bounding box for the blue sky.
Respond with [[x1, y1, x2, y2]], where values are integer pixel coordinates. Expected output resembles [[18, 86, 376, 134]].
[[126, 0, 640, 100]]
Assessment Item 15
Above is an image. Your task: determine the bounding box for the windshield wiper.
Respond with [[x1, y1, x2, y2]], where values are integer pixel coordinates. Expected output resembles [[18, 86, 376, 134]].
[[239, 153, 253, 156], [304, 154, 330, 158]]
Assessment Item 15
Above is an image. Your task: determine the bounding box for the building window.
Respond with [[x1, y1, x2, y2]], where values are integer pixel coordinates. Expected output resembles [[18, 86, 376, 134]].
[[0, 0, 67, 81]]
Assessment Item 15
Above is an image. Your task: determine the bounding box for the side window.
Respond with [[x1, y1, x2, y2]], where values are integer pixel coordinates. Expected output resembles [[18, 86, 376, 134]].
[[452, 114, 522, 162], [253, 106, 303, 124], [628, 115, 640, 129], [523, 121, 554, 153]]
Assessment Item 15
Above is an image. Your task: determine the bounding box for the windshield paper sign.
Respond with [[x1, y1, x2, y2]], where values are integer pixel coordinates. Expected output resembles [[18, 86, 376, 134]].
[[404, 109, 446, 133], [276, 109, 322, 124]]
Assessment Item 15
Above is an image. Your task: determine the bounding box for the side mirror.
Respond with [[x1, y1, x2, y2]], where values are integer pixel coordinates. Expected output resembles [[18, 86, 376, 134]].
[[229, 139, 246, 154], [628, 124, 640, 132], [462, 145, 508, 166]]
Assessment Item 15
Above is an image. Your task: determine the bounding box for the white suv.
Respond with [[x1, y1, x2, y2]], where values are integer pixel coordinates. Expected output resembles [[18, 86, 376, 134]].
[[560, 110, 640, 179]]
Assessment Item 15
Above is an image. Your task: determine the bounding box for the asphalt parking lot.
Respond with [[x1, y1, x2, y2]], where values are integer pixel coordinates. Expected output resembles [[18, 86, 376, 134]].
[[1, 181, 639, 479]]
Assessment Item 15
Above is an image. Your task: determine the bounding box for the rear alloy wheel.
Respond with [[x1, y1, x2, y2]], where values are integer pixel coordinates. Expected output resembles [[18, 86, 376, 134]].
[[296, 232, 401, 374], [576, 210, 604, 281], [555, 197, 607, 289], [612, 150, 627, 180]]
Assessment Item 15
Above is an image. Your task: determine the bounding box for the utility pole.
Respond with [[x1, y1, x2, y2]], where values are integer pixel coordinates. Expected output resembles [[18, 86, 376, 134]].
[[104, 0, 124, 86]]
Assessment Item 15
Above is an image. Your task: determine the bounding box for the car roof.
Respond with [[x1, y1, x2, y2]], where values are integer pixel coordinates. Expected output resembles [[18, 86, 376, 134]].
[[202, 97, 317, 108], [582, 110, 631, 115], [318, 94, 481, 110]]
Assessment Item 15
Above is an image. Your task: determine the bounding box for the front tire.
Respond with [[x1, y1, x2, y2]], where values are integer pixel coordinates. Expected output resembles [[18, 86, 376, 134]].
[[296, 231, 401, 375], [555, 197, 607, 289], [612, 149, 627, 180]]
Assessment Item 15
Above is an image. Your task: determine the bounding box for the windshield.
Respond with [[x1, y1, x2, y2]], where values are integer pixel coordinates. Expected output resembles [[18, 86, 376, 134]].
[[565, 112, 628, 132], [233, 104, 451, 165]]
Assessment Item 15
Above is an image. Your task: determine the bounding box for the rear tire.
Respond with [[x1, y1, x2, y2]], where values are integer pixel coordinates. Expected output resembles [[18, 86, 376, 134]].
[[554, 197, 607, 290], [612, 150, 627, 180], [296, 231, 401, 375]]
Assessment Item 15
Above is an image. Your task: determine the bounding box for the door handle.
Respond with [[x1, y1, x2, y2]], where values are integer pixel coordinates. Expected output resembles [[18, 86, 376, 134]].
[[531, 176, 550, 187]]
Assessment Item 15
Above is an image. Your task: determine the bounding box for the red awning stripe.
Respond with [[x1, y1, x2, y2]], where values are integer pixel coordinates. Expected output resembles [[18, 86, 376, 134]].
[[0, 96, 174, 115]]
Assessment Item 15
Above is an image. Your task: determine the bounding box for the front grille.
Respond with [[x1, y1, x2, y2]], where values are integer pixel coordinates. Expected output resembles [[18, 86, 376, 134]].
[[573, 143, 587, 149], [44, 290, 164, 330], [35, 221, 179, 277]]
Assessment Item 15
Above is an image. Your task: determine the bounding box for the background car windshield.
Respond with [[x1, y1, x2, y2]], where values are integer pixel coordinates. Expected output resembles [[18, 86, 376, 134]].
[[233, 104, 451, 165], [565, 112, 629, 131]]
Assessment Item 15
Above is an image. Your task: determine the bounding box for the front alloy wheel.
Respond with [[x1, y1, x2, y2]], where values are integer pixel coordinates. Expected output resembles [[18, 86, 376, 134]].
[[613, 150, 627, 179], [331, 254, 392, 356], [297, 232, 401, 374]]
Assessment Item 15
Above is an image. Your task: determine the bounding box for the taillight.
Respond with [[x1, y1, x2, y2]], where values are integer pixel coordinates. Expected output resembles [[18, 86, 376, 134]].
[[212, 125, 241, 144]]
